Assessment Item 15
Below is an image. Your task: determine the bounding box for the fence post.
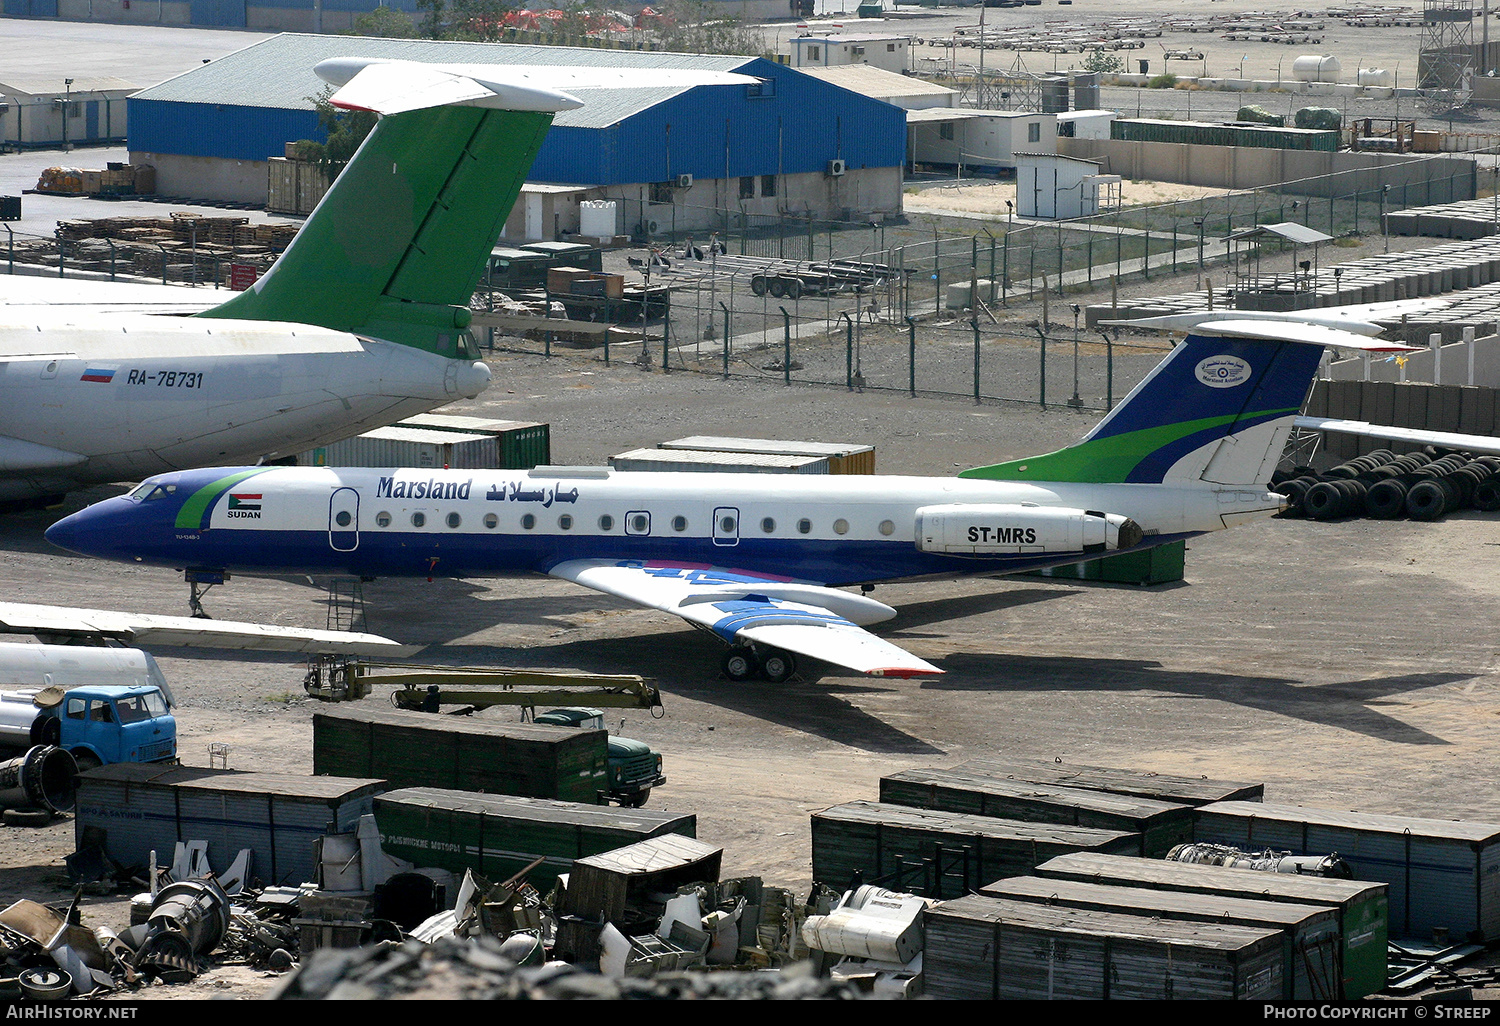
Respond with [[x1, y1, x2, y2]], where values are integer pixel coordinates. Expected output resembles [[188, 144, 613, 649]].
[[1107, 334, 1114, 410], [972, 316, 981, 405], [842, 311, 854, 390], [1143, 229, 1150, 280], [662, 290, 671, 373], [988, 234, 997, 304], [1001, 230, 1010, 306], [907, 316, 916, 396], [720, 301, 731, 379], [781, 306, 791, 386], [1038, 327, 1047, 409]]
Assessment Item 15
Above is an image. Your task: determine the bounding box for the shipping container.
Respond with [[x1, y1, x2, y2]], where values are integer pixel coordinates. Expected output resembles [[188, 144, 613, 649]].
[[297, 426, 503, 471], [266, 157, 328, 216], [609, 448, 831, 474], [949, 758, 1264, 807], [811, 801, 1141, 897], [1192, 800, 1500, 942], [1027, 539, 1186, 585], [879, 768, 1194, 857], [74, 763, 384, 888], [979, 876, 1342, 999], [1110, 118, 1340, 152], [1034, 852, 1389, 998], [657, 436, 876, 475], [397, 415, 552, 470], [313, 705, 607, 804], [372, 787, 695, 887], [925, 894, 1286, 1000], [523, 241, 603, 272]]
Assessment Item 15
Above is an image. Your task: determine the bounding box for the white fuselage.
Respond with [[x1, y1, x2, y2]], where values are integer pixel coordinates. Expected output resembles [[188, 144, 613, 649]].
[[0, 312, 490, 501]]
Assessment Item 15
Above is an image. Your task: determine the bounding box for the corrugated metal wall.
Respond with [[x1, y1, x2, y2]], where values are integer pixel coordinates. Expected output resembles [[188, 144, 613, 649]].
[[527, 60, 907, 186], [129, 99, 321, 162]]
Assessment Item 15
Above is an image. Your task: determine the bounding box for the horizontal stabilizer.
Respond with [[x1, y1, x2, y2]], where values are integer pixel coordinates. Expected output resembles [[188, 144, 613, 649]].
[[1183, 319, 1421, 352], [0, 602, 419, 656], [317, 58, 759, 116], [1295, 416, 1500, 456]]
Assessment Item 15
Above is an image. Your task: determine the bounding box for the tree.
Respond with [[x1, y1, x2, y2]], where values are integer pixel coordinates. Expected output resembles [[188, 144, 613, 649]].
[[301, 88, 380, 184], [1082, 50, 1123, 76], [351, 5, 418, 38]]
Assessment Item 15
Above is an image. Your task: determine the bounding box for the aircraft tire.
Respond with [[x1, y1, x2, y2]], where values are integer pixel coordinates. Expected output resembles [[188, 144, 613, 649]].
[[761, 651, 797, 683], [722, 647, 759, 681]]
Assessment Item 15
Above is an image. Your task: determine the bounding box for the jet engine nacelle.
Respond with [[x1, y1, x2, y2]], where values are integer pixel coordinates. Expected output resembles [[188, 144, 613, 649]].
[[914, 504, 1143, 556]]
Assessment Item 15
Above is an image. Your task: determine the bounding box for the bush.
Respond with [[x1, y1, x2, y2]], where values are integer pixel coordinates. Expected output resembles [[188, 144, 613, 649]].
[[1147, 73, 1178, 89], [1083, 49, 1123, 75]]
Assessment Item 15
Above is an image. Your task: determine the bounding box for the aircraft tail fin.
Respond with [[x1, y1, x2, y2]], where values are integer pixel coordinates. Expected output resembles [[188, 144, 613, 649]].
[[961, 321, 1417, 487], [198, 58, 752, 357]]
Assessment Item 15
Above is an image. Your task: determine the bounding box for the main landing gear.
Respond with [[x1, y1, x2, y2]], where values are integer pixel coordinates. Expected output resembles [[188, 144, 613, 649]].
[[720, 644, 798, 683]]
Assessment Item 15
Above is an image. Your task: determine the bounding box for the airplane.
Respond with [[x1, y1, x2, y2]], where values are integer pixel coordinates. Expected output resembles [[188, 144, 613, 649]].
[[0, 58, 753, 506], [45, 317, 1421, 682]]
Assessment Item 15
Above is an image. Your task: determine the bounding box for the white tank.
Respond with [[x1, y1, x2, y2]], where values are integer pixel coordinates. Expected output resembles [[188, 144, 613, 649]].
[[0, 643, 174, 705], [579, 200, 617, 238], [1357, 68, 1394, 87], [1292, 55, 1342, 83]]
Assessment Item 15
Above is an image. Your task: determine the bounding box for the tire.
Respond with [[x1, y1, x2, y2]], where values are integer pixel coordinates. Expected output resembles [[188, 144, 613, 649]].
[[761, 651, 797, 683], [750, 275, 768, 297], [621, 789, 650, 808], [1302, 481, 1345, 520], [1364, 480, 1408, 519], [2, 808, 54, 828], [72, 751, 102, 774], [784, 278, 803, 300], [722, 647, 758, 681], [768, 277, 787, 299], [1475, 476, 1500, 512], [1405, 480, 1449, 520]]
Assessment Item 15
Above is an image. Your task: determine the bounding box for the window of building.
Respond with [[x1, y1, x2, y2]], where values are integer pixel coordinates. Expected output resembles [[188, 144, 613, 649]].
[[1028, 122, 1041, 143], [887, 43, 897, 52], [940, 122, 955, 141], [761, 175, 777, 198], [807, 44, 820, 61], [650, 181, 674, 204], [739, 176, 755, 200]]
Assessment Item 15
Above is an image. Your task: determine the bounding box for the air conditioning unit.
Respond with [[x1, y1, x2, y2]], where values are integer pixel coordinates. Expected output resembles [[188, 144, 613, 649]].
[[676, 173, 694, 189], [826, 159, 847, 177]]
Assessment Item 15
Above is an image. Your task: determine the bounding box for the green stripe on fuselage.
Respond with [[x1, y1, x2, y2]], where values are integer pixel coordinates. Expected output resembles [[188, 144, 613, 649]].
[[199, 106, 554, 357], [175, 469, 273, 529], [960, 409, 1298, 483]]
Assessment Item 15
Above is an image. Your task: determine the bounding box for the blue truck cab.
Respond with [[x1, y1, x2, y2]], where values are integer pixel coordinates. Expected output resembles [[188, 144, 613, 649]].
[[54, 686, 177, 770]]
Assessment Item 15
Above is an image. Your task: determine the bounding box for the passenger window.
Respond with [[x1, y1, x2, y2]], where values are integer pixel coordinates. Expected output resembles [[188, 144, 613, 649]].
[[879, 519, 895, 536], [411, 512, 426, 528], [484, 513, 498, 529], [599, 515, 614, 531], [66, 699, 85, 720], [720, 515, 737, 533], [761, 517, 776, 533], [446, 513, 461, 529], [833, 519, 849, 535], [672, 516, 687, 532], [376, 512, 392, 528], [797, 518, 812, 534], [335, 511, 352, 527], [559, 515, 573, 530], [522, 514, 536, 529], [90, 701, 114, 724]]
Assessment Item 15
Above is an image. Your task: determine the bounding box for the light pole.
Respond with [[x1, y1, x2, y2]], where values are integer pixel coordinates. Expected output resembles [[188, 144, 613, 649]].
[[1194, 216, 1205, 269], [1067, 304, 1083, 408], [62, 78, 72, 149]]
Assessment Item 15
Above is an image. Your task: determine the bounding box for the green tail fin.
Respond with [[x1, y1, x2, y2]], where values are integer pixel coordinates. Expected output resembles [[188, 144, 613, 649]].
[[199, 106, 553, 357]]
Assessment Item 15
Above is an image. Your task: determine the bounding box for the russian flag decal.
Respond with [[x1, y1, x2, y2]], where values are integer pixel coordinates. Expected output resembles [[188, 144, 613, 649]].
[[80, 368, 115, 383]]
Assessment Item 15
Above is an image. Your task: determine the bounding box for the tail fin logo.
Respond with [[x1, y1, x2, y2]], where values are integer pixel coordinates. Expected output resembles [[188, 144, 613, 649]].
[[1196, 356, 1253, 388]]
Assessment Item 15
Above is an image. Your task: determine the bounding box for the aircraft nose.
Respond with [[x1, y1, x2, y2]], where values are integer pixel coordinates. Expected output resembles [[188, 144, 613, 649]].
[[45, 507, 93, 556], [456, 359, 492, 399]]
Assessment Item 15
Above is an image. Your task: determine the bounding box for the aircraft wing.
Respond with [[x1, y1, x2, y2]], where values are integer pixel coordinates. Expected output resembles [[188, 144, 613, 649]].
[[0, 276, 220, 314], [0, 602, 420, 656], [1294, 416, 1500, 456], [549, 559, 943, 678]]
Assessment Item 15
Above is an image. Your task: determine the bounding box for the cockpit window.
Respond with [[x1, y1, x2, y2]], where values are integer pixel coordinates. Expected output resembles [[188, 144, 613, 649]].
[[131, 483, 177, 502], [458, 331, 481, 361]]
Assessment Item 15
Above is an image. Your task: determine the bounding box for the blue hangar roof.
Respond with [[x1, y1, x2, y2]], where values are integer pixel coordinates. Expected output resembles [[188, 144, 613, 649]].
[[127, 33, 907, 185]]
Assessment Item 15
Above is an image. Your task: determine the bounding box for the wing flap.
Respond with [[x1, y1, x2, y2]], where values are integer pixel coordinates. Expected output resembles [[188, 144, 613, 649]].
[[0, 602, 419, 656], [1295, 416, 1500, 456], [549, 559, 940, 678]]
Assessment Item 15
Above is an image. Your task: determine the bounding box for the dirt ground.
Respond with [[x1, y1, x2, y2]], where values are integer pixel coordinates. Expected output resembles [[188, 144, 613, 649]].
[[3, 249, 1500, 998]]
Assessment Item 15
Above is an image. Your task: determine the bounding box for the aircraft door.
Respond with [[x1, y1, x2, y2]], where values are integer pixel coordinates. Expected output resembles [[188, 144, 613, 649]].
[[329, 487, 360, 552], [713, 506, 740, 547]]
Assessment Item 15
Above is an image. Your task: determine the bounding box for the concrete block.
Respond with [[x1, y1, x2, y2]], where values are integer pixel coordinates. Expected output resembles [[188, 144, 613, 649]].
[[1437, 384, 1465, 432], [1459, 386, 1496, 437]]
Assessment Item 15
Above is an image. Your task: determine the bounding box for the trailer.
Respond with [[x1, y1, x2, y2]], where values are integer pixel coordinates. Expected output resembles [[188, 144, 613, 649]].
[[750, 259, 904, 300]]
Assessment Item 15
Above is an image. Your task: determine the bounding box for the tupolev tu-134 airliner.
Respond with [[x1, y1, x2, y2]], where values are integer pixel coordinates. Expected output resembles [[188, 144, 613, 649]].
[[47, 311, 1423, 681], [0, 57, 755, 504]]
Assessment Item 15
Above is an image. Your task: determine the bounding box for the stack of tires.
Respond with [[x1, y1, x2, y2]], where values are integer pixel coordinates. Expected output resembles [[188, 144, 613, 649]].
[[1274, 448, 1500, 521]]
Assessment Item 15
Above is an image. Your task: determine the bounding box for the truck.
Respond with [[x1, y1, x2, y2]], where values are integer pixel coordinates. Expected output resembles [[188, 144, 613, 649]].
[[531, 707, 667, 808], [0, 643, 178, 772]]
